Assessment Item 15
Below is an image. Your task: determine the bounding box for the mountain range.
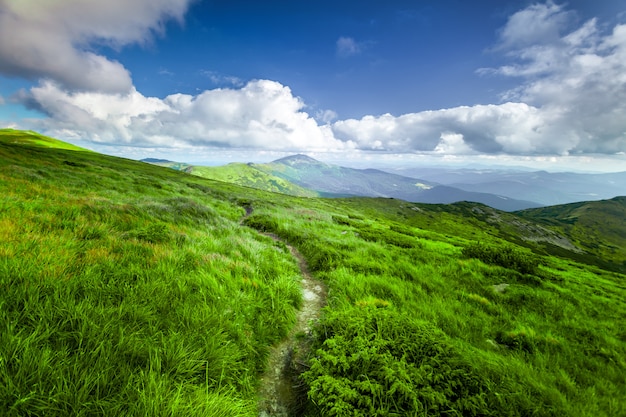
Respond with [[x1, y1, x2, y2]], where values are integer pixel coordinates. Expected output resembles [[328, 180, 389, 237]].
[[391, 166, 626, 206], [180, 154, 542, 211]]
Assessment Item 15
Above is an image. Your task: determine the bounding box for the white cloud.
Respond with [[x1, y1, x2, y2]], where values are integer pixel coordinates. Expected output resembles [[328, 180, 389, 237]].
[[434, 133, 473, 155], [8, 1, 626, 161], [200, 71, 244, 87], [331, 1, 626, 158], [316, 109, 338, 124], [495, 2, 575, 50], [25, 79, 353, 152], [331, 103, 567, 155], [336, 37, 361, 57], [480, 3, 626, 155], [0, 0, 194, 93], [158, 68, 175, 76]]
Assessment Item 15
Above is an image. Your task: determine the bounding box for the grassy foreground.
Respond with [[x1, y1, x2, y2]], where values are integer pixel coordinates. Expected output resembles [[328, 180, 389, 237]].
[[1, 130, 625, 416], [0, 132, 302, 415]]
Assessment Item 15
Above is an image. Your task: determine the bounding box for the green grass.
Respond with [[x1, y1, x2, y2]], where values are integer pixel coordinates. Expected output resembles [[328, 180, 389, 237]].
[[1, 130, 625, 416], [0, 128, 92, 152], [242, 194, 625, 416], [0, 134, 302, 415], [517, 197, 626, 271], [190, 163, 319, 197]]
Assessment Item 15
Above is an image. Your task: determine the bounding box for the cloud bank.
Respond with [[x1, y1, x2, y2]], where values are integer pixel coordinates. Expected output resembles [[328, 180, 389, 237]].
[[27, 80, 349, 152], [0, 0, 193, 93], [3, 2, 626, 158], [335, 2, 626, 156]]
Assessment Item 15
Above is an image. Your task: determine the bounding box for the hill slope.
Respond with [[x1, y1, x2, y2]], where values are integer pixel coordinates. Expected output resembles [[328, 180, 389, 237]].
[[516, 197, 626, 271], [149, 154, 541, 210], [189, 162, 318, 197], [252, 154, 541, 210], [1, 130, 624, 416], [0, 128, 91, 151]]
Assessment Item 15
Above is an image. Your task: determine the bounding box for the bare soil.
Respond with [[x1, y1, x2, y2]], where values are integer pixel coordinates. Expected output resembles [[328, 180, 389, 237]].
[[257, 242, 326, 416], [241, 208, 327, 416]]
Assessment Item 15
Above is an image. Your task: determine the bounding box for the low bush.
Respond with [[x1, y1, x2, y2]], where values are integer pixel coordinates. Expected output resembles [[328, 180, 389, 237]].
[[462, 242, 540, 275], [242, 214, 280, 233], [303, 306, 493, 416]]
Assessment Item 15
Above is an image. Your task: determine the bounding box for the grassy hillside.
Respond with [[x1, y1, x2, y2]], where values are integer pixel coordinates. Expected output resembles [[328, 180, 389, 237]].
[[0, 128, 91, 152], [1, 130, 624, 416], [0, 133, 301, 415], [189, 163, 319, 197], [516, 197, 626, 272]]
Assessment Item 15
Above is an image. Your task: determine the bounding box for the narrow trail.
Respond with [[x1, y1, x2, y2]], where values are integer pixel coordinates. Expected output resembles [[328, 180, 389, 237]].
[[241, 206, 327, 416]]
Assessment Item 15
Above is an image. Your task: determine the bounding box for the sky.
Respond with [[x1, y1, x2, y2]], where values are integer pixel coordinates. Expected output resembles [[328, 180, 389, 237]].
[[1, 0, 626, 172]]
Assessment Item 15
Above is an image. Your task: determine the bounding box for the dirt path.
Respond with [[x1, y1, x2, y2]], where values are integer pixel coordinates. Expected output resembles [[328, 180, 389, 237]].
[[241, 207, 327, 416]]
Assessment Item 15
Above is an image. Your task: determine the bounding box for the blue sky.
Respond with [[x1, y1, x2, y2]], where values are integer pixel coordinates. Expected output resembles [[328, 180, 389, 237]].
[[1, 0, 626, 171]]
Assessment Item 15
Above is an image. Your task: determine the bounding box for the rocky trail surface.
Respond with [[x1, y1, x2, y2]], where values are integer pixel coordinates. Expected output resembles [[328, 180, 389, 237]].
[[241, 207, 327, 416]]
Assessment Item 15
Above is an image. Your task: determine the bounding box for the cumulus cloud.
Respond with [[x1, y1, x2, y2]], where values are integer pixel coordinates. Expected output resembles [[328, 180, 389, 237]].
[[333, 3, 626, 156], [483, 3, 626, 154], [336, 37, 361, 57], [331, 103, 566, 155], [24, 79, 352, 152], [0, 0, 193, 93], [495, 2, 575, 51], [9, 2, 626, 158]]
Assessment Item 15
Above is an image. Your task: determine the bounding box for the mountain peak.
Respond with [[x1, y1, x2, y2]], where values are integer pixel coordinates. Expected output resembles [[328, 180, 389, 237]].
[[272, 154, 322, 166]]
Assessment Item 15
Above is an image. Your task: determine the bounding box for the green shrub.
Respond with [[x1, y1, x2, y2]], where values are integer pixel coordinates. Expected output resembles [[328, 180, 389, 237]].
[[357, 228, 417, 248], [242, 214, 279, 233], [462, 242, 539, 275], [303, 307, 490, 416]]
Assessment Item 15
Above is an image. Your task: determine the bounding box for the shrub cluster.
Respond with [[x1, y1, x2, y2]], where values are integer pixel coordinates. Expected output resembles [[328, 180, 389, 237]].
[[302, 307, 491, 416], [462, 242, 539, 275]]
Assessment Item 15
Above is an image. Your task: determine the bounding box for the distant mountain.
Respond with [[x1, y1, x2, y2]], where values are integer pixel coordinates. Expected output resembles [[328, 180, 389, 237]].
[[252, 155, 541, 211], [188, 163, 318, 197], [141, 158, 192, 171], [146, 154, 541, 210], [392, 167, 626, 206]]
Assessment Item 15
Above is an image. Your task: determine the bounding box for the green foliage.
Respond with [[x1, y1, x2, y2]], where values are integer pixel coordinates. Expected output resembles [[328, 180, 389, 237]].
[[0, 128, 91, 151], [462, 242, 540, 275], [304, 307, 491, 416], [518, 198, 626, 273], [242, 213, 280, 233], [190, 163, 319, 197]]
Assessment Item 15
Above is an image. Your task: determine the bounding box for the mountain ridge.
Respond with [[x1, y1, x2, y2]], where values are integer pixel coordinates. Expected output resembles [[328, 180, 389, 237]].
[[392, 166, 626, 206], [193, 154, 542, 211]]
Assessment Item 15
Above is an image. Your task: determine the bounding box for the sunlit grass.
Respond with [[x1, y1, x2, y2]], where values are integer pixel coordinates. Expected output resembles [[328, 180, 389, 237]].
[[1, 130, 624, 416]]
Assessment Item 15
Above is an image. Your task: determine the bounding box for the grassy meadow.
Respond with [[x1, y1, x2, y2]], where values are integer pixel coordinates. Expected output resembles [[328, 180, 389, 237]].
[[1, 129, 625, 416]]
